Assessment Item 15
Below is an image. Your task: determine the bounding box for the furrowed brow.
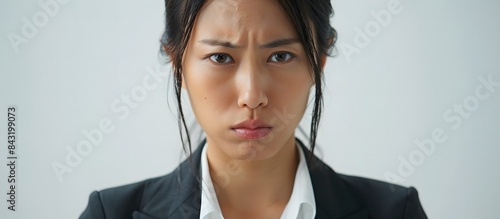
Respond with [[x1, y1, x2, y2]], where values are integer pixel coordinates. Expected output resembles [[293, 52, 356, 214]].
[[198, 38, 300, 48], [260, 38, 300, 48], [198, 39, 240, 48]]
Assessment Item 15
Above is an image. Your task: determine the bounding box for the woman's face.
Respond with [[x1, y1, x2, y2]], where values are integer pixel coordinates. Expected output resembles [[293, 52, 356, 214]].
[[182, 0, 314, 161]]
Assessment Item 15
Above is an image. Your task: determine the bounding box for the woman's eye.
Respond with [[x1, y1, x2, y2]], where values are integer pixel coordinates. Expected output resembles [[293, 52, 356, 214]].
[[268, 52, 294, 63], [209, 54, 234, 64]]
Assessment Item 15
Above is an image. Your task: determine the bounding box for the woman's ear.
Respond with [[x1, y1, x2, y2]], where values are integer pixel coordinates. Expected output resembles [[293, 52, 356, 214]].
[[321, 36, 334, 70], [163, 44, 187, 89], [181, 74, 187, 89], [321, 54, 327, 70], [163, 45, 175, 62]]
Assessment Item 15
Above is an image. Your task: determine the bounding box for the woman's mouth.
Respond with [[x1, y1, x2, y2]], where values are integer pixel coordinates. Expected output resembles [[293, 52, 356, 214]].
[[231, 127, 272, 139], [231, 119, 273, 139]]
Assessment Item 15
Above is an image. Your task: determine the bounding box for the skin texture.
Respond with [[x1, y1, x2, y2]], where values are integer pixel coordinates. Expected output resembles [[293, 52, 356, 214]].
[[181, 0, 319, 218]]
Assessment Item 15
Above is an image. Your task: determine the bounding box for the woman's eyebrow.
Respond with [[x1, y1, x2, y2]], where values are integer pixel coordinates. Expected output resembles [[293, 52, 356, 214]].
[[260, 38, 300, 48], [198, 39, 240, 48], [197, 38, 300, 48]]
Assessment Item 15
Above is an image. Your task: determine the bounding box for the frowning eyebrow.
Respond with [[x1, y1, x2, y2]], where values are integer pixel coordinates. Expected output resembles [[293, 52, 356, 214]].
[[261, 38, 300, 48], [198, 38, 300, 48], [198, 39, 240, 48]]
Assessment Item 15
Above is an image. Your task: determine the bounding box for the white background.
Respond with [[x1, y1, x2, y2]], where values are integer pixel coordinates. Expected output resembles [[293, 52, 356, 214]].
[[1, 0, 499, 218]]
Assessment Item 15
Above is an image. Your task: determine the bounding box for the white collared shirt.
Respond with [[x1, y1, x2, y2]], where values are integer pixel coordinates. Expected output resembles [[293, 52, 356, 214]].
[[200, 143, 316, 219]]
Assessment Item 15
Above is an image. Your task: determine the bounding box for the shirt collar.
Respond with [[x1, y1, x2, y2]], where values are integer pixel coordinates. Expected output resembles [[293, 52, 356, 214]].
[[200, 143, 224, 219], [199, 142, 316, 219], [280, 142, 316, 219]]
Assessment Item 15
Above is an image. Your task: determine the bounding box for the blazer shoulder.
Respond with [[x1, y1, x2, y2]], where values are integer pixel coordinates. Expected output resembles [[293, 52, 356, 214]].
[[79, 173, 174, 219], [80, 142, 204, 219], [337, 174, 428, 219]]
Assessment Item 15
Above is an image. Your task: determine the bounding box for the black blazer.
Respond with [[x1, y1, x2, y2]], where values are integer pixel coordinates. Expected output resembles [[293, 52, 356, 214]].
[[80, 139, 428, 219]]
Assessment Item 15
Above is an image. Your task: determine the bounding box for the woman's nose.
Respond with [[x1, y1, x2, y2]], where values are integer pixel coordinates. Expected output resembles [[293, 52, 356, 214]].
[[236, 60, 269, 109]]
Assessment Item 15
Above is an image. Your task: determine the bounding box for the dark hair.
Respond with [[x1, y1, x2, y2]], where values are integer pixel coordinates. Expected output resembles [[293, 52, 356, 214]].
[[160, 0, 337, 162]]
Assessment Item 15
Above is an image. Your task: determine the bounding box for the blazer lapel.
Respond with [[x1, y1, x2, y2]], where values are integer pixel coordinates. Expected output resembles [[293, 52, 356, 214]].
[[299, 139, 369, 219], [133, 140, 206, 219]]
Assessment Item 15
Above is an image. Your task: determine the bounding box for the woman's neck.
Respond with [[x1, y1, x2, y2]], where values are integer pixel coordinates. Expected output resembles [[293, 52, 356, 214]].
[[206, 137, 299, 213]]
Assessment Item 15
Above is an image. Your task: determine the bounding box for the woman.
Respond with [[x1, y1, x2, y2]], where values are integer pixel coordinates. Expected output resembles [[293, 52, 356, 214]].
[[80, 0, 428, 218]]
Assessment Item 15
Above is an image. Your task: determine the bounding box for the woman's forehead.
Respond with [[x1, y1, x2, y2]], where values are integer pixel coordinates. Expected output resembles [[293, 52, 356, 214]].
[[193, 0, 298, 43]]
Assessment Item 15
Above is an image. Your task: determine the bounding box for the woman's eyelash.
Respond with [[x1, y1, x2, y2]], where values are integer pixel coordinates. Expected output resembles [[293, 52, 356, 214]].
[[268, 52, 295, 63], [206, 53, 234, 64], [204, 51, 296, 64]]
